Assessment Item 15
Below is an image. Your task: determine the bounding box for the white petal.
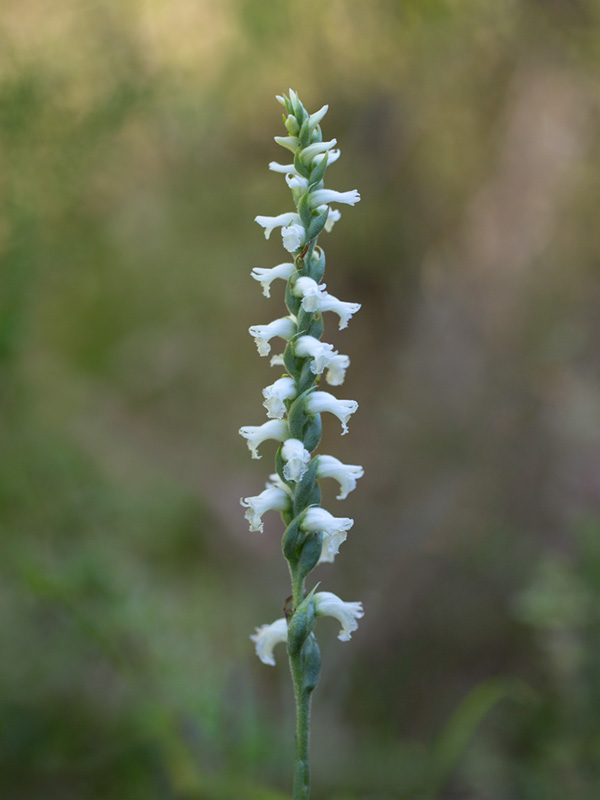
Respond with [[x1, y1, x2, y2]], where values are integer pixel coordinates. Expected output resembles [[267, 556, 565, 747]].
[[249, 317, 296, 356], [255, 213, 300, 239], [325, 353, 350, 386], [317, 455, 364, 499], [314, 591, 364, 641], [251, 263, 295, 297], [281, 438, 311, 482], [250, 618, 288, 665], [239, 420, 288, 459], [282, 223, 306, 253], [309, 188, 360, 207], [306, 391, 358, 435], [240, 485, 291, 532], [262, 376, 297, 419]]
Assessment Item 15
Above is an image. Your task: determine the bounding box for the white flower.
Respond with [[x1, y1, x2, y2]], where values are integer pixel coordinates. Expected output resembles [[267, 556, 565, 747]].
[[293, 276, 327, 312], [240, 483, 291, 532], [313, 148, 341, 167], [307, 104, 328, 130], [309, 188, 361, 208], [292, 277, 360, 330], [317, 455, 364, 499], [255, 212, 300, 239], [282, 223, 306, 253], [324, 208, 342, 232], [268, 161, 297, 175], [294, 335, 338, 375], [285, 173, 309, 193], [270, 353, 285, 367], [239, 419, 288, 459], [325, 353, 350, 386], [250, 262, 295, 298], [301, 139, 338, 164], [306, 391, 358, 435], [314, 292, 361, 330], [250, 618, 288, 665], [249, 317, 296, 357], [274, 135, 300, 152], [314, 591, 364, 641], [281, 438, 311, 482], [301, 507, 354, 563], [262, 376, 297, 419]]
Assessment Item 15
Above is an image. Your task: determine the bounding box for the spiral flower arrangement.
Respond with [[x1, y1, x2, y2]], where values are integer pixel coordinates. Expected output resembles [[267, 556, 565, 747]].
[[239, 89, 363, 799]]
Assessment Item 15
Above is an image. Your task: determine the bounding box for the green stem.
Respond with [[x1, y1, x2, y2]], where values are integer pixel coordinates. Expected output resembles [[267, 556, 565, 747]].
[[290, 647, 312, 800]]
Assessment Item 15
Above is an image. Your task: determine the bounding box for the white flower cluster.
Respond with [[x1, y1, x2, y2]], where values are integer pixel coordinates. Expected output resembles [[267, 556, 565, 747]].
[[239, 89, 364, 666]]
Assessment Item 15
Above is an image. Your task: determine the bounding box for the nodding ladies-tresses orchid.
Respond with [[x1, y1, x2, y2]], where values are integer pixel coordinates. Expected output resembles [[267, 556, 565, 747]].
[[239, 90, 363, 799]]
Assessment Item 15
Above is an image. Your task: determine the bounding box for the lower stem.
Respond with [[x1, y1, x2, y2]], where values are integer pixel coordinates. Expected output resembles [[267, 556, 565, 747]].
[[290, 650, 312, 800]]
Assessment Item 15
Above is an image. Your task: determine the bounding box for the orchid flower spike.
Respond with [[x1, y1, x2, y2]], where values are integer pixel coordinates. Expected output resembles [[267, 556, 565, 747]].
[[241, 90, 363, 795]]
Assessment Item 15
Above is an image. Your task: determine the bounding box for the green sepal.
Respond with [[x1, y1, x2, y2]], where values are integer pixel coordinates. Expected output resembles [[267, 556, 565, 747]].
[[308, 152, 328, 188], [297, 308, 322, 338], [285, 275, 301, 317], [283, 340, 302, 382], [287, 387, 317, 441], [303, 311, 324, 341], [299, 634, 321, 694], [287, 590, 317, 657], [298, 117, 311, 149], [293, 456, 320, 515], [281, 506, 294, 528], [275, 446, 292, 489], [297, 192, 312, 229], [308, 247, 326, 284], [293, 150, 310, 179], [297, 532, 322, 579], [297, 360, 319, 395], [282, 512, 304, 563], [306, 206, 329, 241], [302, 414, 322, 453]]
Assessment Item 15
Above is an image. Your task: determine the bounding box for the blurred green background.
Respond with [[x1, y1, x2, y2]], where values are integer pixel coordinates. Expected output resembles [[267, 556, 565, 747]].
[[2, 1, 600, 798]]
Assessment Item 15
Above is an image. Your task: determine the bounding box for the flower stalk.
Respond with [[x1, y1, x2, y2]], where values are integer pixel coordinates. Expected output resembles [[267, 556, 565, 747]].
[[241, 90, 363, 799]]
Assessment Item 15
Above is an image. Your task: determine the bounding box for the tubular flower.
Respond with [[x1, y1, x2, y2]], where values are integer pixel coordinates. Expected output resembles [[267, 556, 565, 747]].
[[255, 212, 300, 239], [309, 188, 361, 208], [281, 438, 311, 482], [250, 618, 288, 666], [249, 316, 296, 356], [293, 277, 361, 329], [281, 222, 306, 253], [324, 353, 350, 386], [251, 262, 295, 297], [239, 419, 288, 459], [316, 455, 364, 499], [324, 208, 342, 232], [262, 376, 297, 419], [301, 507, 354, 563], [314, 592, 364, 641], [294, 335, 338, 375], [241, 482, 291, 533], [300, 138, 338, 164], [305, 391, 359, 435]]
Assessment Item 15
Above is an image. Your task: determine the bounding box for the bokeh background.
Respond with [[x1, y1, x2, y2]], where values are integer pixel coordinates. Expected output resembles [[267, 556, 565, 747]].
[[2, 1, 600, 798]]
